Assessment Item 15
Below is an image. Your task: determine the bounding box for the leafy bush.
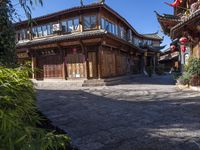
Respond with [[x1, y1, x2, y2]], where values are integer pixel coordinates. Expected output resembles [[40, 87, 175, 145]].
[[187, 57, 200, 76], [177, 72, 191, 85], [0, 66, 70, 149], [190, 75, 200, 86], [177, 57, 200, 86]]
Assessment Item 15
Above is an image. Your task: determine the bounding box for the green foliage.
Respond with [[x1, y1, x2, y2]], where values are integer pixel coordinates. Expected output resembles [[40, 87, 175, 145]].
[[177, 72, 191, 85], [189, 75, 200, 86], [0, 0, 16, 66], [187, 57, 200, 76], [0, 0, 43, 66], [177, 57, 200, 86], [0, 66, 70, 149]]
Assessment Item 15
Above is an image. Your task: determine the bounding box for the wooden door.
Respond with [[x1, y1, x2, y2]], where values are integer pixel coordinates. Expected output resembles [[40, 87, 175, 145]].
[[88, 52, 98, 79], [101, 50, 116, 78], [36, 56, 44, 80], [66, 53, 86, 78], [37, 54, 63, 79]]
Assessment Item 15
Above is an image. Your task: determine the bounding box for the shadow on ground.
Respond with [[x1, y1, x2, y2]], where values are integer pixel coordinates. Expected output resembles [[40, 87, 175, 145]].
[[37, 87, 200, 150], [116, 74, 176, 86]]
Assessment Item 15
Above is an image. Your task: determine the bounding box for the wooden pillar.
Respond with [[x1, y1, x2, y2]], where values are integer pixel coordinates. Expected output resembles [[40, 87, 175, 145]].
[[98, 45, 102, 79], [62, 50, 67, 80], [144, 52, 147, 66], [97, 7, 101, 30], [31, 56, 36, 79], [198, 41, 200, 59], [31, 50, 36, 79], [80, 40, 88, 79], [115, 48, 117, 76], [57, 44, 66, 80], [153, 55, 156, 73], [79, 14, 83, 32]]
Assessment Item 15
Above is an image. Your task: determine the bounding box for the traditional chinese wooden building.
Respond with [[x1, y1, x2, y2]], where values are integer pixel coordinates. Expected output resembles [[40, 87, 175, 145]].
[[156, 0, 200, 64], [159, 47, 180, 71], [15, 2, 163, 81]]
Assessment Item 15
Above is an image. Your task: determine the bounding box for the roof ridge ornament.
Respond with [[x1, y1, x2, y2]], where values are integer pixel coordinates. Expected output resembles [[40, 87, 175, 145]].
[[99, 0, 105, 4]]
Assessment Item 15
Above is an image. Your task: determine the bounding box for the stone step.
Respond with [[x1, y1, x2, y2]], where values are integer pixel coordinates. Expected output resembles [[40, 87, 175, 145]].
[[32, 79, 85, 89], [82, 75, 134, 87]]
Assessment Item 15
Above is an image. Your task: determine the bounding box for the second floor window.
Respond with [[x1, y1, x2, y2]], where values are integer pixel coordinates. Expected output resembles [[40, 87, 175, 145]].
[[17, 29, 29, 41], [101, 18, 118, 36], [83, 15, 97, 30], [62, 18, 79, 33], [32, 24, 53, 38], [37, 26, 43, 37], [61, 21, 67, 32], [67, 20, 73, 32], [42, 25, 48, 36]]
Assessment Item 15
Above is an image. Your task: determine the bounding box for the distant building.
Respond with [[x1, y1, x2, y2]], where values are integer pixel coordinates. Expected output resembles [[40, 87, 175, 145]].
[[159, 47, 180, 72], [15, 3, 163, 80]]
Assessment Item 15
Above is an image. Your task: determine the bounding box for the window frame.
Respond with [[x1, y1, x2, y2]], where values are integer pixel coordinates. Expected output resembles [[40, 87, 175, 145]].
[[83, 15, 98, 31], [61, 17, 80, 33]]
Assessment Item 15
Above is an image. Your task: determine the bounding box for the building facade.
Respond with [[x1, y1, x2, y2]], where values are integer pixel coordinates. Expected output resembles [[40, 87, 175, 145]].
[[160, 47, 180, 71], [16, 3, 163, 80], [156, 0, 200, 68]]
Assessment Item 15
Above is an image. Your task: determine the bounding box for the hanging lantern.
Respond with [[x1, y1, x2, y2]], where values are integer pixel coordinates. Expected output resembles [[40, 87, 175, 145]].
[[170, 45, 176, 51], [179, 37, 188, 44], [72, 48, 77, 54], [180, 45, 186, 53]]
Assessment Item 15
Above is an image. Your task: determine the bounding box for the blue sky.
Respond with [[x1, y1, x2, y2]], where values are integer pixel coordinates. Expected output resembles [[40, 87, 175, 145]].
[[13, 0, 174, 47]]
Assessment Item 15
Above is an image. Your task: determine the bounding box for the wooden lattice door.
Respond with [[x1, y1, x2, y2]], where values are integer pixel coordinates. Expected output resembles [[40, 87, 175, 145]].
[[88, 51, 98, 79]]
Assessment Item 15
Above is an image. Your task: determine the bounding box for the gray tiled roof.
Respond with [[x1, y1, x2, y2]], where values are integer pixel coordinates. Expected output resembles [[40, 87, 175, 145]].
[[155, 11, 181, 21], [16, 30, 107, 48], [171, 9, 200, 32], [159, 51, 179, 61], [147, 45, 166, 52], [16, 30, 147, 53], [142, 32, 163, 40]]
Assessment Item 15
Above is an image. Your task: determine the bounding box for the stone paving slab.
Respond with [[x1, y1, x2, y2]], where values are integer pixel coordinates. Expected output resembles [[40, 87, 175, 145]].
[[37, 75, 200, 150]]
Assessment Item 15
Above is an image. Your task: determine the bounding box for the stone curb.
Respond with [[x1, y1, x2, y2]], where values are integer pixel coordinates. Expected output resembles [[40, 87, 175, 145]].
[[176, 83, 200, 91], [190, 86, 200, 92]]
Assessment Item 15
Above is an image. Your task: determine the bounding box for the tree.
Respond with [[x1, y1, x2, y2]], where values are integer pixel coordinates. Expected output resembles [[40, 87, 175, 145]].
[[0, 0, 43, 66], [0, 0, 16, 66], [0, 1, 70, 149]]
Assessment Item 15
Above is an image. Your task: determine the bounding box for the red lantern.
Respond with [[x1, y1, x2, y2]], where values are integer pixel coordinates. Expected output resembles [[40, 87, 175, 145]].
[[170, 45, 176, 51], [179, 37, 188, 44], [180, 45, 186, 53], [72, 48, 77, 54]]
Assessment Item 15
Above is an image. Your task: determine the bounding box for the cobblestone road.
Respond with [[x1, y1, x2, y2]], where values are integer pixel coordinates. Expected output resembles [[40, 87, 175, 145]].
[[37, 75, 200, 150]]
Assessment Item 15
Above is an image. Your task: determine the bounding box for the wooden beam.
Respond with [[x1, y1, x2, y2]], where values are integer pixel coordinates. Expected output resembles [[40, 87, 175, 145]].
[[97, 45, 102, 79]]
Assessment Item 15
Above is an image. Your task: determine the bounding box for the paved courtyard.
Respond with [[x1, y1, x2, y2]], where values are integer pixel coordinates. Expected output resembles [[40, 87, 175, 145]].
[[37, 75, 200, 150]]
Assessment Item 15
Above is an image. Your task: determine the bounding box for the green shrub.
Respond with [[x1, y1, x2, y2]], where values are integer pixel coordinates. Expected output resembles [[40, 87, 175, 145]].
[[177, 72, 191, 85], [0, 66, 69, 149], [177, 57, 200, 86], [189, 75, 200, 86], [187, 57, 200, 76]]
